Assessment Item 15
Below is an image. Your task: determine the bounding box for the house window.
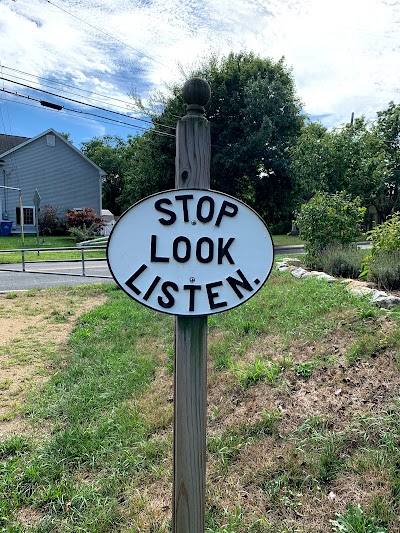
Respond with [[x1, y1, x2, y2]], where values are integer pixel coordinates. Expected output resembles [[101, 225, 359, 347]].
[[16, 206, 35, 225]]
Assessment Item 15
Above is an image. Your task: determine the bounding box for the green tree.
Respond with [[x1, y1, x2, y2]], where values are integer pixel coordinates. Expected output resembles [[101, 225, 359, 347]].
[[291, 102, 400, 222], [123, 52, 304, 228], [290, 118, 378, 202], [80, 135, 134, 216], [369, 101, 400, 218]]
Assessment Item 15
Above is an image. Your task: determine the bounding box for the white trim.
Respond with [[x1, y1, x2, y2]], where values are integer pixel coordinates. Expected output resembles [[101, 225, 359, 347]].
[[17, 205, 35, 226]]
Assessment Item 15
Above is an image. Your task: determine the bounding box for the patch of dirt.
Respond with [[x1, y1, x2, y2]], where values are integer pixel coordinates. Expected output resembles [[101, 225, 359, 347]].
[[282, 352, 400, 433], [0, 288, 107, 437], [17, 507, 43, 528]]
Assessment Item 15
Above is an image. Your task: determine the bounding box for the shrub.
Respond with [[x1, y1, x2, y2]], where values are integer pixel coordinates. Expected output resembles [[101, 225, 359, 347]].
[[367, 212, 400, 255], [65, 208, 106, 230], [38, 205, 66, 235], [316, 244, 366, 279], [68, 223, 101, 243], [367, 251, 400, 290], [361, 212, 400, 284], [295, 192, 366, 267]]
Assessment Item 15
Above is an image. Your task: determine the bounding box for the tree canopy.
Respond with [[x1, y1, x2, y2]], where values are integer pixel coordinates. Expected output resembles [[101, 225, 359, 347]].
[[80, 135, 135, 216], [121, 52, 304, 229], [290, 102, 400, 222]]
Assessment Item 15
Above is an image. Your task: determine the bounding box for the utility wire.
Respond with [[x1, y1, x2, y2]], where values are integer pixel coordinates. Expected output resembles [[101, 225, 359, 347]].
[[0, 76, 176, 132], [1, 65, 169, 118], [0, 96, 154, 132], [0, 89, 175, 138], [45, 0, 171, 70]]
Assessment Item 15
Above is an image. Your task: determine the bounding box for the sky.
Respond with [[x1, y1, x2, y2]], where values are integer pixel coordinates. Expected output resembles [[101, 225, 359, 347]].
[[0, 0, 400, 148]]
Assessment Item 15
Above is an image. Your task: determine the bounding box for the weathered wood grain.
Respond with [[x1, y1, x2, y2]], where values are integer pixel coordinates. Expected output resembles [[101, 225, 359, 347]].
[[173, 79, 211, 533]]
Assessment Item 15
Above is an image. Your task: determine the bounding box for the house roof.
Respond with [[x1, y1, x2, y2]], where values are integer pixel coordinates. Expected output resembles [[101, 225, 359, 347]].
[[0, 129, 106, 175], [0, 134, 31, 155]]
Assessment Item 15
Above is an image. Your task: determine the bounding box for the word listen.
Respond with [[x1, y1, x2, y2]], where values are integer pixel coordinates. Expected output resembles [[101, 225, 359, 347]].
[[124, 193, 259, 313]]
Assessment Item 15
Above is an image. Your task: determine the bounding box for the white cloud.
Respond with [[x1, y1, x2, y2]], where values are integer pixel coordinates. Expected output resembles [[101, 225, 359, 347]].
[[1, 0, 400, 141]]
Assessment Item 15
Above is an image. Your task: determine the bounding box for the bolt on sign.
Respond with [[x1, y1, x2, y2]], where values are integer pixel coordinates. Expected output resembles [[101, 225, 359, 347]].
[[107, 188, 274, 316]]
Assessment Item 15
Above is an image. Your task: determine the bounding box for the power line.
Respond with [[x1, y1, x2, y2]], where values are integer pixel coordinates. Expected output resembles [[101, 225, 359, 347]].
[[0, 96, 153, 132], [1, 64, 182, 125], [0, 76, 176, 132], [45, 0, 171, 70], [1, 65, 167, 118], [0, 89, 175, 138]]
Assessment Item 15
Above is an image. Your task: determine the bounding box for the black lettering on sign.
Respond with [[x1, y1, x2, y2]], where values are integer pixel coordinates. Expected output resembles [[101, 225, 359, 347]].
[[125, 263, 147, 295], [215, 200, 238, 227], [206, 281, 228, 310], [173, 236, 191, 263], [175, 194, 193, 222], [154, 198, 176, 226], [217, 237, 235, 264], [158, 281, 178, 309], [150, 235, 169, 263], [226, 269, 253, 299], [143, 275, 161, 301], [196, 195, 215, 223], [183, 284, 201, 312], [196, 237, 214, 263]]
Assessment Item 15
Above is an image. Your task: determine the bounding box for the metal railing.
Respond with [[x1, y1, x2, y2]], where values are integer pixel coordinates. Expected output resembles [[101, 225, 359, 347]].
[[0, 245, 110, 277]]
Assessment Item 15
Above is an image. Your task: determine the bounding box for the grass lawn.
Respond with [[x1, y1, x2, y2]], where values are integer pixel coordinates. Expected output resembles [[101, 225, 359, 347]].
[[0, 272, 399, 531], [271, 234, 303, 246], [0, 235, 302, 264], [0, 235, 106, 263]]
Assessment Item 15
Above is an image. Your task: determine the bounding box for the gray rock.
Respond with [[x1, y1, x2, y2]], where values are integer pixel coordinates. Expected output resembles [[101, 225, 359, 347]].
[[291, 267, 308, 278], [281, 257, 302, 267], [371, 293, 400, 309]]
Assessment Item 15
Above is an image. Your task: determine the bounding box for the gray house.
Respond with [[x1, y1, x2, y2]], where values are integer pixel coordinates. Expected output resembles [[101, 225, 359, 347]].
[[0, 129, 105, 234]]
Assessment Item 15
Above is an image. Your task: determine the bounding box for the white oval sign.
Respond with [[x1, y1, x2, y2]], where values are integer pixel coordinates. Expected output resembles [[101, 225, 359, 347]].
[[107, 189, 274, 316]]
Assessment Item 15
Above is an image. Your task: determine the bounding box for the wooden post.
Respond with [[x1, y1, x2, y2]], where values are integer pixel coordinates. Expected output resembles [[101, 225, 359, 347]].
[[173, 78, 211, 533]]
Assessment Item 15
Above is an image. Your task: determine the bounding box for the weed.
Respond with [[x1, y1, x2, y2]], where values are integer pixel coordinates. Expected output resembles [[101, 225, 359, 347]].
[[0, 435, 31, 458], [293, 360, 315, 378], [346, 333, 389, 363], [331, 504, 387, 532], [232, 358, 283, 389], [0, 379, 11, 390], [260, 407, 282, 435], [208, 433, 245, 472]]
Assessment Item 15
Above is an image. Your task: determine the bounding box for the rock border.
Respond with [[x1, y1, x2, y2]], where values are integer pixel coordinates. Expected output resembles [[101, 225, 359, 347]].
[[276, 258, 400, 310]]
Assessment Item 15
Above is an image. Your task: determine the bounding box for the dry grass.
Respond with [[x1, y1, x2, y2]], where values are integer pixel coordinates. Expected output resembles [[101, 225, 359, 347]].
[[0, 288, 107, 436]]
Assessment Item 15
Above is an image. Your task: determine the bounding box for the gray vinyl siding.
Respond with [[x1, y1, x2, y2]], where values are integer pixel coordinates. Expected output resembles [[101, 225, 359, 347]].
[[0, 133, 102, 232]]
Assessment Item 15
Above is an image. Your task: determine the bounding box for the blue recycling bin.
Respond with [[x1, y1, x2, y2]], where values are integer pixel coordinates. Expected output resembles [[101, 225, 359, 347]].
[[0, 221, 12, 236]]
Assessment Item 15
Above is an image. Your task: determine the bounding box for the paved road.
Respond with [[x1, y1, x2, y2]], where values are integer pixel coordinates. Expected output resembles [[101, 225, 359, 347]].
[[0, 243, 370, 293], [0, 260, 114, 293]]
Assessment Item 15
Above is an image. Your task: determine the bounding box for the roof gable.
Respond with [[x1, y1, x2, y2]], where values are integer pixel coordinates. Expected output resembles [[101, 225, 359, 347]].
[[0, 129, 106, 175]]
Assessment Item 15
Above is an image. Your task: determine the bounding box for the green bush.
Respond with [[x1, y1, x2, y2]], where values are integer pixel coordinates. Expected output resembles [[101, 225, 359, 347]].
[[368, 212, 400, 255], [68, 223, 100, 243], [316, 244, 366, 279], [295, 192, 366, 266], [361, 212, 400, 284], [367, 251, 400, 290]]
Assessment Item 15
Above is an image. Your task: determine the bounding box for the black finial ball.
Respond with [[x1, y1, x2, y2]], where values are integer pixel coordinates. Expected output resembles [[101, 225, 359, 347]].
[[183, 77, 211, 107]]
